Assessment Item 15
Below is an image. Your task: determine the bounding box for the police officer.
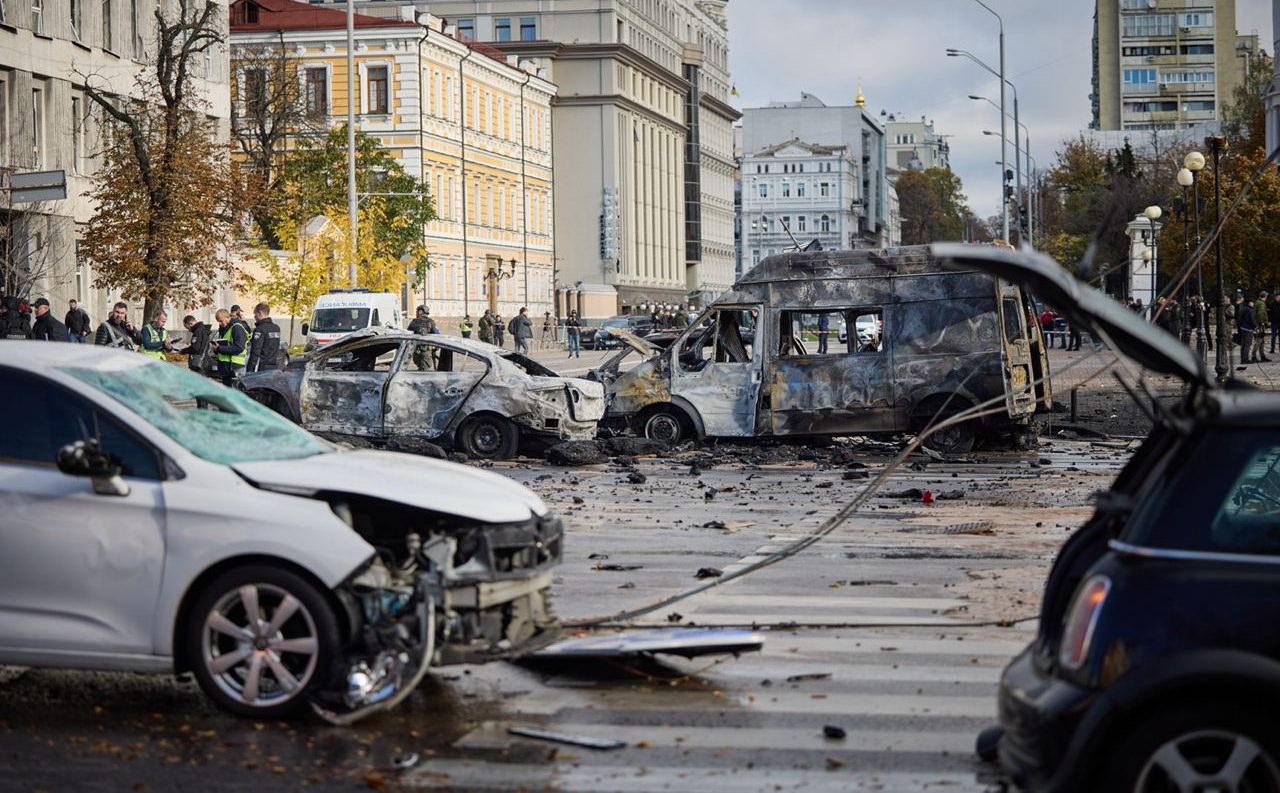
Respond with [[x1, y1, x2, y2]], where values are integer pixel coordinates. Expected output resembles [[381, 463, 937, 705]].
[[212, 308, 248, 386], [139, 310, 173, 359], [246, 302, 282, 372]]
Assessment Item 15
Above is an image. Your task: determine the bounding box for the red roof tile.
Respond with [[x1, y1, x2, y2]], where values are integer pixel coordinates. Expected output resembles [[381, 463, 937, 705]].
[[229, 0, 406, 33]]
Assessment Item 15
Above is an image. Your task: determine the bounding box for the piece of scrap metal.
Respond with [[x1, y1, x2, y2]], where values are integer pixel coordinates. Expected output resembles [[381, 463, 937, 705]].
[[508, 726, 628, 750], [531, 628, 765, 659]]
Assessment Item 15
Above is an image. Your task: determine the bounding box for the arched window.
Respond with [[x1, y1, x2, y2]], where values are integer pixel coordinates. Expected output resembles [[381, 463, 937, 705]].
[[820, 215, 831, 233]]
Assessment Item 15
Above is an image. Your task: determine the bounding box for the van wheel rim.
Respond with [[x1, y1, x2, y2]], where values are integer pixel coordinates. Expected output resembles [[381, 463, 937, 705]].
[[645, 413, 682, 443], [202, 584, 319, 708], [1136, 730, 1280, 793]]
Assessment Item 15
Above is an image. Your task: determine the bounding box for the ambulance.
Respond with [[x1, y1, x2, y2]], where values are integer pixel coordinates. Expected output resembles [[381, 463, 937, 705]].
[[302, 289, 404, 351]]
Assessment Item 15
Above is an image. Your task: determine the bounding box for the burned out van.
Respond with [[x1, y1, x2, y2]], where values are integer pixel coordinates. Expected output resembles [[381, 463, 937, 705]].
[[599, 246, 1051, 453]]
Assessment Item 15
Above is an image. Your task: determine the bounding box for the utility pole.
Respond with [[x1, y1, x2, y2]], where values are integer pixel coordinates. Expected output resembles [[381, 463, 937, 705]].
[[346, 0, 358, 286], [1267, 0, 1280, 161]]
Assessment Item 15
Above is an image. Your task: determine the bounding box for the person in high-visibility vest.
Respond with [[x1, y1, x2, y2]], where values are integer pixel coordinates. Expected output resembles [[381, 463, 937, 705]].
[[212, 308, 248, 386], [139, 310, 172, 360]]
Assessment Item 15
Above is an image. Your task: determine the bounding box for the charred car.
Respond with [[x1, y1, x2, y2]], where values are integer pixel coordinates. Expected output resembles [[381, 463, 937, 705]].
[[598, 246, 1051, 454], [241, 328, 605, 459], [0, 344, 560, 724], [941, 244, 1280, 792]]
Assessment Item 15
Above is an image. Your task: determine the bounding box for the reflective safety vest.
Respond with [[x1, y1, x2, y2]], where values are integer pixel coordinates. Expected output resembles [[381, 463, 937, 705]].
[[217, 324, 247, 366], [141, 324, 168, 360]]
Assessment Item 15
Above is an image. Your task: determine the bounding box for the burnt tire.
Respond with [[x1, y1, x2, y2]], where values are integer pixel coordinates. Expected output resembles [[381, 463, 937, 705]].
[[185, 564, 340, 719], [456, 414, 519, 459], [921, 414, 976, 456], [639, 406, 691, 445], [1099, 701, 1280, 793]]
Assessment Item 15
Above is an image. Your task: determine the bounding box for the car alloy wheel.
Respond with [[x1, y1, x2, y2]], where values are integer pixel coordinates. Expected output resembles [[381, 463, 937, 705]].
[[1135, 730, 1280, 793], [201, 582, 320, 711]]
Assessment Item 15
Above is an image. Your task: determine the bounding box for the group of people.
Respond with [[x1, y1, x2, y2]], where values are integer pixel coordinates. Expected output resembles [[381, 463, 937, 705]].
[[458, 307, 536, 354], [19, 296, 284, 385], [1212, 290, 1280, 367]]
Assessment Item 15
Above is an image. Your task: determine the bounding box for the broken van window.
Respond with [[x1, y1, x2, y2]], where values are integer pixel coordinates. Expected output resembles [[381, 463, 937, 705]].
[[1002, 298, 1026, 344], [61, 361, 331, 465], [679, 309, 755, 372]]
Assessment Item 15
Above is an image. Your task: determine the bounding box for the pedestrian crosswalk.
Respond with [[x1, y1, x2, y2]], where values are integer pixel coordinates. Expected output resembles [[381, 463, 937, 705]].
[[403, 528, 1034, 792]]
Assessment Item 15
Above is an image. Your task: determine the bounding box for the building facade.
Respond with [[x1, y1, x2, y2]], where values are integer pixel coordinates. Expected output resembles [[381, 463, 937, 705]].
[[311, 0, 738, 317], [231, 2, 556, 327], [882, 113, 951, 178], [740, 139, 858, 270], [1092, 0, 1242, 131], [0, 0, 233, 325], [741, 92, 893, 250]]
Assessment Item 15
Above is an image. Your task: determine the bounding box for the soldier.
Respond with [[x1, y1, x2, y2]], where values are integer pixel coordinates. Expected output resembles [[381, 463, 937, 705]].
[[1254, 290, 1271, 362]]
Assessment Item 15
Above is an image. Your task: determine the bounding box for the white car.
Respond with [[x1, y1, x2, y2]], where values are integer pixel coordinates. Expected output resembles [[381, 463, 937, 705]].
[[0, 344, 561, 723]]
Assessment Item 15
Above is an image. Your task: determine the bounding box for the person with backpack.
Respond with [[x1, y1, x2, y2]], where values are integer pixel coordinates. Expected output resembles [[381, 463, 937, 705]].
[[179, 315, 215, 375]]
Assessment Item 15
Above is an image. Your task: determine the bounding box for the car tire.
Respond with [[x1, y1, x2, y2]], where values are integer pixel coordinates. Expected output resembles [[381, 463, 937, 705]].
[[640, 406, 691, 445], [1099, 701, 1280, 793], [456, 414, 519, 459], [186, 565, 340, 719], [920, 413, 976, 456]]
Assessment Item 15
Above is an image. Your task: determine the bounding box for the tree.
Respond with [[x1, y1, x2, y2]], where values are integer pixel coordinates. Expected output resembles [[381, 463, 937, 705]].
[[896, 168, 970, 245], [262, 126, 434, 292], [80, 0, 248, 322], [232, 37, 327, 249], [0, 200, 71, 299]]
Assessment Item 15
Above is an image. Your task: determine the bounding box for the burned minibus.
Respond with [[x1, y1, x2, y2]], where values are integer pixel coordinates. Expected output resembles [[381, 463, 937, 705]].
[[598, 246, 1051, 453]]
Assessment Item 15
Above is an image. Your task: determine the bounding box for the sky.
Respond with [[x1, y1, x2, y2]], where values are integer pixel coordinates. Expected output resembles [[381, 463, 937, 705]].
[[728, 0, 1275, 221]]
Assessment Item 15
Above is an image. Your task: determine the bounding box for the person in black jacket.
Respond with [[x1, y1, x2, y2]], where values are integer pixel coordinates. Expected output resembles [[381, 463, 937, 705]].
[[30, 298, 70, 341], [1237, 296, 1257, 369], [95, 302, 140, 349], [179, 315, 214, 374], [246, 303, 283, 373], [64, 299, 91, 343]]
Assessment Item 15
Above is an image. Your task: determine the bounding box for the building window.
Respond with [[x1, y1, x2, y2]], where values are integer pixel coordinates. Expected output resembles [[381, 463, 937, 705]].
[[31, 87, 44, 168], [305, 67, 328, 117], [520, 16, 536, 41], [101, 0, 112, 49], [1180, 44, 1214, 56], [494, 17, 511, 41], [31, 0, 42, 34], [796, 182, 806, 197], [758, 183, 768, 198], [0, 77, 8, 166], [1123, 45, 1175, 57], [70, 0, 81, 39], [781, 215, 791, 231], [0, 0, 5, 23], [71, 95, 83, 173], [1121, 13, 1175, 38], [367, 65, 389, 114], [1123, 68, 1157, 86], [781, 182, 790, 197], [819, 182, 830, 197], [1161, 70, 1215, 84], [797, 215, 807, 233], [130, 0, 142, 56], [820, 215, 831, 233], [242, 68, 267, 116], [1179, 12, 1213, 28], [455, 17, 473, 40], [1183, 100, 1216, 112]]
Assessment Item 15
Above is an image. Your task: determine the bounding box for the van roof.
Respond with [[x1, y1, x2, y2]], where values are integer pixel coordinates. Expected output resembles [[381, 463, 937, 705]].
[[314, 292, 400, 306], [737, 245, 963, 286]]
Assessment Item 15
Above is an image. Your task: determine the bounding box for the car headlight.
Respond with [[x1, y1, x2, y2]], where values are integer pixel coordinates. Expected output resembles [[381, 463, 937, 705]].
[[1059, 575, 1111, 671]]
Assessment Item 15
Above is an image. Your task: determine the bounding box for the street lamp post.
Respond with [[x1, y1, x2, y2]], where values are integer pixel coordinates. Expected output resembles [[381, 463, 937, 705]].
[[1206, 136, 1229, 382], [971, 93, 1033, 245], [1143, 205, 1162, 319], [1176, 166, 1200, 355], [950, 38, 1008, 241]]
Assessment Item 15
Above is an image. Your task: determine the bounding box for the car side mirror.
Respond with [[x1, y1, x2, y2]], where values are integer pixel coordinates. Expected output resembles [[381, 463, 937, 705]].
[[301, 322, 309, 336], [57, 439, 131, 497]]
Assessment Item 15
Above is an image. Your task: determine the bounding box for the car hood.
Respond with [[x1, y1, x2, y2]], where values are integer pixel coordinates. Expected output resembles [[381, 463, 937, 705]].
[[601, 328, 659, 355], [932, 243, 1209, 387], [232, 449, 548, 523]]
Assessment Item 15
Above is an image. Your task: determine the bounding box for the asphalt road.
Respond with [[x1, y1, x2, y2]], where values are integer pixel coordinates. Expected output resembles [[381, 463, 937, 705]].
[[0, 437, 1129, 793]]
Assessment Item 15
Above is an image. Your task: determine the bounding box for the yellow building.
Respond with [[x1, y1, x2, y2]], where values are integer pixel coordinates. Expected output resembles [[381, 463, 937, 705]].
[[230, 1, 556, 328]]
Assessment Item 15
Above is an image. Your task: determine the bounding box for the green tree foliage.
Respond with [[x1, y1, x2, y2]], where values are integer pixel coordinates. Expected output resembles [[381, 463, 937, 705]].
[[261, 125, 435, 290], [896, 167, 972, 244]]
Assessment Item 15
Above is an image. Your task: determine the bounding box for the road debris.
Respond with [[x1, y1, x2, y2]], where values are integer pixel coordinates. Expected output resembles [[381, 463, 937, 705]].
[[823, 725, 847, 740], [694, 567, 724, 579], [507, 726, 627, 750]]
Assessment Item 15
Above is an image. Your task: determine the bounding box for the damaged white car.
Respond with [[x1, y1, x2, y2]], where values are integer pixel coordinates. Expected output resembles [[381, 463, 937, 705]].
[[0, 344, 561, 723], [241, 328, 604, 459]]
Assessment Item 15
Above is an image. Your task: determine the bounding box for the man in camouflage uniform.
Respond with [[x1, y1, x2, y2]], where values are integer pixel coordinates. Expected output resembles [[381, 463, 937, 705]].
[[1254, 290, 1271, 362]]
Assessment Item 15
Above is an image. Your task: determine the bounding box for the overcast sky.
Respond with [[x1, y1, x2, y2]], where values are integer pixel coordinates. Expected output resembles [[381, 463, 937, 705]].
[[728, 0, 1275, 220]]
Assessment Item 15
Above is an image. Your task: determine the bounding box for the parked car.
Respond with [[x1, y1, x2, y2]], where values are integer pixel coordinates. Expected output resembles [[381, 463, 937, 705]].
[[600, 246, 1051, 454], [590, 315, 661, 350], [0, 343, 561, 723], [242, 328, 604, 459], [934, 244, 1280, 793]]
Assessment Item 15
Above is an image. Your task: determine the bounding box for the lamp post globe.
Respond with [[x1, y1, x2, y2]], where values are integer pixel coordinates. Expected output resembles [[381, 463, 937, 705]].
[[1184, 151, 1206, 172], [1177, 168, 1194, 187], [1141, 247, 1153, 262], [1144, 205, 1163, 221]]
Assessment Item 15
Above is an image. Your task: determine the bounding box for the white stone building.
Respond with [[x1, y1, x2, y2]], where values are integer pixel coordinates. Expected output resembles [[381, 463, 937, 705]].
[[741, 92, 894, 250], [0, 0, 232, 326], [882, 112, 951, 178]]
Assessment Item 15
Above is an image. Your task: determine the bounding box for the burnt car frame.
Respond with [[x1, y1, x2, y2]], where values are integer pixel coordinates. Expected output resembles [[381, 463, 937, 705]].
[[241, 328, 604, 459], [598, 246, 1051, 454], [938, 244, 1280, 792]]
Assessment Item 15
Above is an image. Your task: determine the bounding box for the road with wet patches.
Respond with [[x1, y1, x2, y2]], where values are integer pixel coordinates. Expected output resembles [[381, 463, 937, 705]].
[[0, 437, 1129, 792]]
